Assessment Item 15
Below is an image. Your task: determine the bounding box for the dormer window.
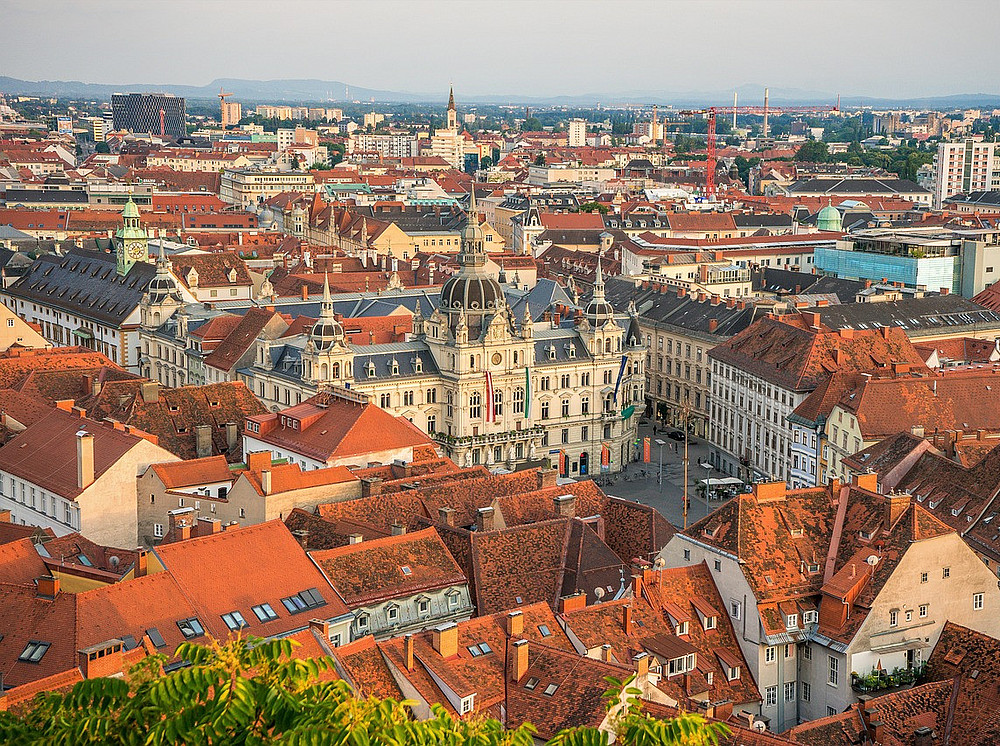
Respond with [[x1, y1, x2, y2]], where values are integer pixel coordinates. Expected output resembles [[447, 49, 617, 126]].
[[386, 605, 399, 623], [391, 359, 400, 376], [859, 530, 872, 541], [786, 614, 798, 630], [356, 613, 369, 630], [414, 358, 422, 374], [727, 665, 740, 681], [675, 621, 689, 636], [667, 653, 696, 676], [367, 362, 376, 379], [460, 695, 475, 714], [703, 616, 717, 631]]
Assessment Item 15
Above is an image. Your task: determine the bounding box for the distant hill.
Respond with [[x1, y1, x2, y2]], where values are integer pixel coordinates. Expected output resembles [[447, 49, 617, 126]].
[[1, 76, 998, 109]]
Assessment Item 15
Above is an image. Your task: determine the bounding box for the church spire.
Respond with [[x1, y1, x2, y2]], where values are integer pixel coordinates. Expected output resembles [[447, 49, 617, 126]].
[[448, 85, 455, 110], [593, 254, 606, 300]]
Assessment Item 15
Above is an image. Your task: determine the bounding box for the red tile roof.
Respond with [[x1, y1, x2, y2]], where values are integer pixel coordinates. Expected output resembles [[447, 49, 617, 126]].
[[309, 527, 466, 607]]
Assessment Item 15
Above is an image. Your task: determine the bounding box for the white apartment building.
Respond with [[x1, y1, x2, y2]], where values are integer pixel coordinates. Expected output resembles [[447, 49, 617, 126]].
[[349, 133, 420, 159], [220, 169, 316, 208], [568, 118, 587, 148], [932, 139, 1000, 208]]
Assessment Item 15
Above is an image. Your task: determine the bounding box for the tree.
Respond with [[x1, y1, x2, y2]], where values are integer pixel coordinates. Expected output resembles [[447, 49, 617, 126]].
[[534, 153, 547, 166], [523, 117, 543, 132], [480, 155, 493, 169], [0, 639, 725, 745], [794, 140, 829, 162], [94, 141, 110, 154], [290, 155, 301, 170], [578, 201, 609, 214]]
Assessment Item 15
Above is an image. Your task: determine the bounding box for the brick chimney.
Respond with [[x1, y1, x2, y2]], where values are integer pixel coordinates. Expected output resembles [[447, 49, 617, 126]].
[[633, 651, 649, 679], [477, 507, 495, 532], [404, 634, 414, 670], [726, 297, 736, 308], [194, 424, 213, 459], [600, 643, 613, 662], [853, 472, 878, 493], [77, 431, 95, 490], [261, 469, 272, 495], [438, 506, 455, 527], [914, 726, 933, 746], [78, 640, 124, 679], [134, 549, 148, 578], [506, 610, 524, 636], [553, 493, 575, 517], [559, 592, 587, 613], [225, 422, 239, 452], [361, 477, 382, 497], [291, 529, 309, 550], [36, 575, 59, 599], [537, 467, 558, 489], [708, 319, 718, 333], [885, 491, 911, 530], [301, 284, 309, 300], [510, 639, 529, 682], [622, 604, 633, 634], [431, 623, 458, 658]]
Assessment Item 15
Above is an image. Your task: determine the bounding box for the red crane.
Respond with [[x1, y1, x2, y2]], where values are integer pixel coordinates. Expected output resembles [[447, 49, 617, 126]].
[[678, 103, 839, 199]]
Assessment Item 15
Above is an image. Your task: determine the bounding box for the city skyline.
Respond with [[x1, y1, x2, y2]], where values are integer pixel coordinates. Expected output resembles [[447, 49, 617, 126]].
[[3, 0, 999, 100]]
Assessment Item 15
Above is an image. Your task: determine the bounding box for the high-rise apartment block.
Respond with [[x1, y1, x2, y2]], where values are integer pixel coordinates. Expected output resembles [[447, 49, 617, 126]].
[[933, 139, 1000, 208], [568, 118, 587, 147], [111, 93, 187, 139]]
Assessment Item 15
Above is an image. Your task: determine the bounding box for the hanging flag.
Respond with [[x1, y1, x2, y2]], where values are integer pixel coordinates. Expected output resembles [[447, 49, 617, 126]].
[[601, 442, 611, 473], [559, 450, 567, 477], [613, 355, 628, 403], [523, 366, 531, 419], [643, 437, 651, 463], [485, 371, 495, 423]]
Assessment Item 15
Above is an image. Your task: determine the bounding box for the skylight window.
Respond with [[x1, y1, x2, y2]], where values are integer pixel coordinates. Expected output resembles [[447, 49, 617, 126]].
[[543, 683, 559, 696], [222, 611, 248, 631], [18, 641, 50, 663], [401, 565, 412, 576], [538, 625, 551, 637], [468, 642, 493, 657], [146, 627, 167, 648], [252, 603, 278, 622], [177, 618, 205, 639], [524, 677, 540, 691]]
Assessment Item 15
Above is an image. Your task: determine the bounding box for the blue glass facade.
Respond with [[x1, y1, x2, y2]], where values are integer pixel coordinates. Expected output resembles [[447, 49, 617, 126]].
[[814, 248, 960, 293]]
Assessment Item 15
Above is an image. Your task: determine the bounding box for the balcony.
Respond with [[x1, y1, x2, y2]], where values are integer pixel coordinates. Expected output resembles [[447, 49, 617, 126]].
[[432, 425, 545, 448], [851, 663, 926, 694]]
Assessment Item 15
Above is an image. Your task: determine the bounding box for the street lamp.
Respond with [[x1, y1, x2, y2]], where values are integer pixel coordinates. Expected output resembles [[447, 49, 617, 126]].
[[700, 461, 712, 503], [655, 439, 665, 486]]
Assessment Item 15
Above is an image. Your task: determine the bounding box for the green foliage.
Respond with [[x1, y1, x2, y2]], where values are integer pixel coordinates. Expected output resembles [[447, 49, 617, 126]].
[[95, 141, 111, 154], [480, 156, 493, 169], [732, 155, 761, 186], [578, 201, 609, 214], [523, 117, 543, 132], [0, 640, 723, 746], [534, 153, 547, 166], [794, 140, 829, 162]]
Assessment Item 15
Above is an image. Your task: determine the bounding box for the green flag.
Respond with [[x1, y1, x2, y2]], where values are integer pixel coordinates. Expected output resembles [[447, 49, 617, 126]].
[[524, 366, 531, 419]]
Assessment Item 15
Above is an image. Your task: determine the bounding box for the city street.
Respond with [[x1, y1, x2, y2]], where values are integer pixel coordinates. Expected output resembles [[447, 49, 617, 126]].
[[590, 419, 729, 530]]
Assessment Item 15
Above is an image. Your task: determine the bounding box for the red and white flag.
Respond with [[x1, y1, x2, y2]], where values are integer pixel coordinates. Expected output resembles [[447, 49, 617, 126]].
[[485, 371, 495, 423]]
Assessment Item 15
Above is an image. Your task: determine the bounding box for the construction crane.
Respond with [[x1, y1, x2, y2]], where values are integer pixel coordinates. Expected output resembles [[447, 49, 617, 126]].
[[678, 96, 839, 199]]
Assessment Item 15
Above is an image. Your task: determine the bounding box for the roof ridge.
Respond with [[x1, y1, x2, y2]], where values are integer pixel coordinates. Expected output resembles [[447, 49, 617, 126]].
[[309, 526, 438, 558]]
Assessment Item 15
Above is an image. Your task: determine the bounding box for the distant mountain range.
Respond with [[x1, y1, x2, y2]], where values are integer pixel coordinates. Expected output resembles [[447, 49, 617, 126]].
[[2, 76, 999, 109]]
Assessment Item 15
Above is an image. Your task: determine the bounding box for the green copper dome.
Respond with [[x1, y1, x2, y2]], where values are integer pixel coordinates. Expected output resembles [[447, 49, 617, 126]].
[[121, 197, 140, 219], [817, 202, 842, 232]]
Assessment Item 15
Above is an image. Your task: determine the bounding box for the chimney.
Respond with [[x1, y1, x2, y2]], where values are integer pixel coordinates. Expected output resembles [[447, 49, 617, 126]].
[[361, 477, 382, 497], [438, 506, 455, 527], [708, 319, 718, 333], [869, 721, 884, 744], [622, 604, 633, 634], [510, 639, 529, 682], [194, 424, 213, 459], [506, 610, 524, 636], [301, 284, 309, 300], [78, 640, 124, 679], [559, 592, 587, 613], [940, 287, 949, 296], [431, 623, 458, 658], [140, 381, 159, 404], [76, 431, 95, 490], [71, 405, 86, 418], [404, 634, 414, 670], [537, 467, 558, 489], [553, 493, 576, 517], [600, 643, 613, 662], [261, 469, 272, 495], [391, 522, 406, 536], [913, 726, 934, 746], [348, 533, 363, 545], [292, 529, 309, 550], [477, 506, 495, 532], [36, 575, 59, 599], [224, 422, 238, 452], [853, 472, 878, 493], [134, 549, 148, 578], [632, 572, 644, 600], [911, 424, 925, 438], [197, 516, 222, 535], [633, 651, 649, 679], [885, 492, 911, 530], [726, 297, 736, 308]]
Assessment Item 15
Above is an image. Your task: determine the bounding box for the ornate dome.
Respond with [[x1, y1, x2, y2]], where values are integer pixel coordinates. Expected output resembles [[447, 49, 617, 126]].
[[309, 273, 344, 352], [438, 187, 505, 339], [147, 241, 182, 304], [584, 254, 614, 326]]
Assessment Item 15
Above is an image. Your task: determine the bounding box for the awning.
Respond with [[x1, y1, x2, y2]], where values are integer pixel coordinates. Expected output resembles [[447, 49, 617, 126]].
[[72, 328, 93, 340], [870, 638, 931, 654]]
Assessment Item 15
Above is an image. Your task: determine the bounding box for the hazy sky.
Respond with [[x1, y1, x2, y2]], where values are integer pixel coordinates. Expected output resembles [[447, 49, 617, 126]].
[[3, 0, 999, 99]]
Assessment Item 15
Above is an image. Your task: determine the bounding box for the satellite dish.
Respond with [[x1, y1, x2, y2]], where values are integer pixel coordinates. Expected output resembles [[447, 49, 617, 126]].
[[866, 555, 879, 566], [109, 555, 120, 568], [653, 557, 666, 569], [594, 587, 606, 601], [753, 721, 767, 732]]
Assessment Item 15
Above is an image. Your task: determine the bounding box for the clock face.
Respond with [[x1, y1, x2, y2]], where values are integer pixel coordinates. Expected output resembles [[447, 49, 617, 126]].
[[491, 352, 502, 365], [127, 242, 146, 259]]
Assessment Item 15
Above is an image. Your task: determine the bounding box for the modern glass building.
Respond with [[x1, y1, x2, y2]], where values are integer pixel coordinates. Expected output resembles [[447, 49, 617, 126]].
[[112, 93, 186, 139]]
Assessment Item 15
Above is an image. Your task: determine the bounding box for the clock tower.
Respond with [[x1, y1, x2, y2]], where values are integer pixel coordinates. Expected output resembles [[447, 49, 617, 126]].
[[115, 196, 148, 276]]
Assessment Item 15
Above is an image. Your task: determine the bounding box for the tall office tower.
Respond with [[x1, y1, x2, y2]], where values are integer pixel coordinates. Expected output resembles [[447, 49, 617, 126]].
[[111, 93, 187, 139], [568, 118, 587, 147]]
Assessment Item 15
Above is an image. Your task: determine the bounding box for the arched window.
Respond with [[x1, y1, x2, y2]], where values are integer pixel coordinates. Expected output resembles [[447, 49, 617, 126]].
[[513, 387, 524, 412], [604, 394, 614, 413], [605, 339, 612, 353], [332, 362, 340, 378], [494, 389, 503, 416], [470, 392, 482, 419], [320, 363, 328, 379]]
